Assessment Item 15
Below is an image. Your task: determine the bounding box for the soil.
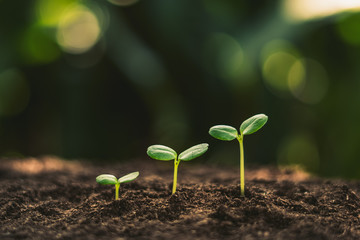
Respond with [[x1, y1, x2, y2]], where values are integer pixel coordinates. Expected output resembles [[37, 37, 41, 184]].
[[1, 157, 360, 240]]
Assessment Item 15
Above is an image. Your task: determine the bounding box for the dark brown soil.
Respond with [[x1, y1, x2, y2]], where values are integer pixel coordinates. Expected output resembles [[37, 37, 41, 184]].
[[1, 157, 360, 240]]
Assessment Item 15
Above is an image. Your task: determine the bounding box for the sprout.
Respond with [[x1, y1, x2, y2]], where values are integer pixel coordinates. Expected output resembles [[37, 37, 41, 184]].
[[96, 172, 139, 200], [209, 114, 268, 196], [147, 143, 209, 194]]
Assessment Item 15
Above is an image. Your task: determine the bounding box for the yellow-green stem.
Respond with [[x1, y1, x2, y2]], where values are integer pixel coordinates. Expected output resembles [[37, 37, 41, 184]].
[[172, 159, 180, 194], [238, 135, 245, 197], [115, 183, 120, 200]]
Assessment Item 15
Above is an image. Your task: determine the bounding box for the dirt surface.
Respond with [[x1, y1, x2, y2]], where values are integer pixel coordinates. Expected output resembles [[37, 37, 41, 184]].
[[1, 157, 360, 240]]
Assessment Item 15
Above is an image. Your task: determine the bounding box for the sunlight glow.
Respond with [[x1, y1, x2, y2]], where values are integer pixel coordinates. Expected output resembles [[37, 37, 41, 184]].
[[4, 157, 83, 174], [283, 0, 360, 22], [56, 4, 101, 54]]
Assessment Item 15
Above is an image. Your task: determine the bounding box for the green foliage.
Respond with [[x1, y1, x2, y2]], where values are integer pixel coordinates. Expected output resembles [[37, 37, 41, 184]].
[[96, 172, 139, 200], [178, 143, 209, 161], [147, 143, 209, 194], [118, 172, 140, 183], [96, 174, 118, 185], [240, 114, 268, 135], [96, 172, 139, 185], [209, 125, 238, 141], [146, 145, 177, 160]]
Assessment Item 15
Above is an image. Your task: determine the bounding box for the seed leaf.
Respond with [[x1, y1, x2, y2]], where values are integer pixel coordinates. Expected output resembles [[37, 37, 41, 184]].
[[147, 145, 177, 160], [96, 174, 118, 185], [118, 171, 139, 183], [209, 125, 238, 141], [240, 114, 268, 135], [179, 143, 209, 161]]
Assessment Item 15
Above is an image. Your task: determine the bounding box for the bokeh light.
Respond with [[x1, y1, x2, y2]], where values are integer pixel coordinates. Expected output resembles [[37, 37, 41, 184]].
[[337, 13, 360, 46], [19, 24, 61, 64], [56, 4, 101, 54], [261, 40, 328, 104], [287, 60, 305, 96], [288, 58, 328, 104], [282, 0, 360, 22], [0, 69, 30, 117], [277, 133, 320, 173], [36, 0, 77, 27], [262, 51, 297, 93], [3, 0, 360, 179], [261, 40, 300, 96]]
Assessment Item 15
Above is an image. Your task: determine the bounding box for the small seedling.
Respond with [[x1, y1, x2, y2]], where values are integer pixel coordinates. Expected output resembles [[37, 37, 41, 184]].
[[209, 114, 268, 196], [96, 172, 139, 200], [147, 143, 209, 194]]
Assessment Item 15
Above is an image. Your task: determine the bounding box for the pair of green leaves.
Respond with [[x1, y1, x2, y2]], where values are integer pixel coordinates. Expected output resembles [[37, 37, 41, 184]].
[[147, 143, 209, 162], [147, 114, 267, 159], [147, 143, 209, 194], [96, 172, 139, 185], [209, 114, 268, 141]]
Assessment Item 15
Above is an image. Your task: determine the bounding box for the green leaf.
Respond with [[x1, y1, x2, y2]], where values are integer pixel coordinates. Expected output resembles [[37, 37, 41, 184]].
[[240, 114, 268, 135], [209, 125, 238, 141], [178, 143, 209, 161], [96, 174, 118, 185], [118, 171, 139, 183], [147, 145, 177, 160]]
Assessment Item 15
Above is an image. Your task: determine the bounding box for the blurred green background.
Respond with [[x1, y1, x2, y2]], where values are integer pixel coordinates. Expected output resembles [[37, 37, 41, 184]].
[[1, 0, 360, 178]]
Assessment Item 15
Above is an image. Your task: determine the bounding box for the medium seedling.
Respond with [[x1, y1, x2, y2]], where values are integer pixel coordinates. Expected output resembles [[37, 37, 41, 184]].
[[209, 114, 268, 196], [147, 143, 208, 194], [96, 172, 139, 200]]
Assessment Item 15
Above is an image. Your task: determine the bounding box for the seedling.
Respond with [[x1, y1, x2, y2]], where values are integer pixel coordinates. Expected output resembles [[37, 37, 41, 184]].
[[209, 114, 268, 196], [147, 143, 209, 194], [96, 172, 139, 200]]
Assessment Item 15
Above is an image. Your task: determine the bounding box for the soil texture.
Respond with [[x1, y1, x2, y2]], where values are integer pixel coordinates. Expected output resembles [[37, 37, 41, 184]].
[[1, 157, 360, 240]]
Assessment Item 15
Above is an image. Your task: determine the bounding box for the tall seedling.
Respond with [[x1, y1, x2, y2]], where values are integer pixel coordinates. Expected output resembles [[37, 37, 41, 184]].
[[209, 114, 268, 196]]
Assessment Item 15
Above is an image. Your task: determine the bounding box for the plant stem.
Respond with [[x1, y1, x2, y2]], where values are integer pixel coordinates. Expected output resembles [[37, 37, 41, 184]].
[[115, 183, 120, 200], [172, 158, 180, 194], [238, 135, 245, 197]]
